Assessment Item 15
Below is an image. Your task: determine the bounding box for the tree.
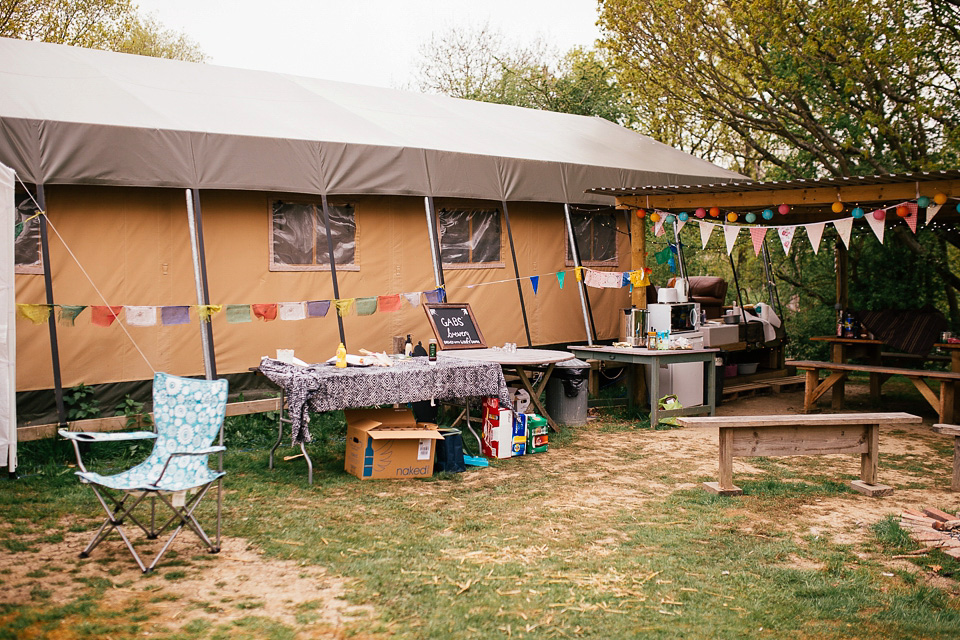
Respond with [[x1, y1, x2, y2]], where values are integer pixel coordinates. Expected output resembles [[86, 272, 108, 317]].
[[598, 0, 960, 179], [0, 0, 204, 62], [413, 24, 628, 122]]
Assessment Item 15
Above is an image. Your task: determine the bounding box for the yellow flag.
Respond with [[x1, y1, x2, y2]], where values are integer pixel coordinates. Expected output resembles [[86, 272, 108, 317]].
[[574, 266, 584, 282], [16, 304, 52, 325], [196, 304, 223, 322], [335, 298, 355, 317]]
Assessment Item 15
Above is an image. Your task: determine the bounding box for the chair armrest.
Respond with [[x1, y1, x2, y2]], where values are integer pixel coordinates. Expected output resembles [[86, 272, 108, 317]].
[[58, 429, 157, 442]]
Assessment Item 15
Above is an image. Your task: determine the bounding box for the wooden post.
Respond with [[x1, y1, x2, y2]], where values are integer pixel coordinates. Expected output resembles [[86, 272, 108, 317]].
[[704, 427, 743, 495], [803, 369, 819, 412], [631, 210, 646, 308], [860, 423, 879, 485], [831, 343, 846, 410]]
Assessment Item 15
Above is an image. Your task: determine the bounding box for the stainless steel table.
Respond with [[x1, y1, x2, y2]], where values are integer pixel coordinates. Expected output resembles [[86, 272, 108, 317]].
[[439, 348, 575, 432], [568, 345, 719, 426]]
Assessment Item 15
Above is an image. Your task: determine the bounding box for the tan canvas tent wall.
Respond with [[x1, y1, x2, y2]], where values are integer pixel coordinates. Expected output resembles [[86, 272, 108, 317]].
[[0, 38, 742, 398]]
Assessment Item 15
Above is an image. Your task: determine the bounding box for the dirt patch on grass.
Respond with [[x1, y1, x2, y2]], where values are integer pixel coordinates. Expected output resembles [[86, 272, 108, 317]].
[[0, 532, 372, 635]]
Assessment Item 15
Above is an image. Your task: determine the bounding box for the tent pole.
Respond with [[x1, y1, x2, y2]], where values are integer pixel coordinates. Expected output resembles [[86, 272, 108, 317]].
[[424, 197, 446, 293], [564, 204, 595, 345], [185, 190, 216, 381], [726, 250, 746, 311], [760, 237, 783, 317], [672, 218, 688, 280], [501, 201, 532, 347], [319, 195, 347, 347], [36, 185, 66, 428]]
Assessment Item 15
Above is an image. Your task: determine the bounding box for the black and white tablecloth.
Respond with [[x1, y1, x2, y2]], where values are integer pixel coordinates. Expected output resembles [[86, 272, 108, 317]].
[[258, 356, 512, 444]]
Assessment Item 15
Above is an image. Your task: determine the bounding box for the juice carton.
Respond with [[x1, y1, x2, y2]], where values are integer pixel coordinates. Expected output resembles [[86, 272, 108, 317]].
[[512, 413, 527, 456], [481, 397, 513, 459]]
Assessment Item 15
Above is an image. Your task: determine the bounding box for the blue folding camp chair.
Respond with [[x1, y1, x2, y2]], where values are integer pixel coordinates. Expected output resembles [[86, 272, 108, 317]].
[[60, 372, 229, 573]]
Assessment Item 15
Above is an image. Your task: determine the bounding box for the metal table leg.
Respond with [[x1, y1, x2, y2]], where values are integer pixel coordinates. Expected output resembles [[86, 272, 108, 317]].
[[513, 363, 560, 431]]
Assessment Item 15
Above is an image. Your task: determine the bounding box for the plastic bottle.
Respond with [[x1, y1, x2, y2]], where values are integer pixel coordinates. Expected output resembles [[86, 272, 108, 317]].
[[404, 334, 413, 357], [335, 342, 347, 368], [428, 338, 437, 361]]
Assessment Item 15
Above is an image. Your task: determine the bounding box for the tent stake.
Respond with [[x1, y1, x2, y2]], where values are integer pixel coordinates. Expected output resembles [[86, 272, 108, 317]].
[[185, 190, 216, 380], [502, 200, 532, 347], [36, 185, 66, 427], [320, 195, 346, 347], [564, 204, 595, 345]]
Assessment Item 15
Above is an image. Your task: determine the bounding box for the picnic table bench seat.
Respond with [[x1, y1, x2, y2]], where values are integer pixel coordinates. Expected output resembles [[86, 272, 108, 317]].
[[677, 412, 922, 497], [787, 359, 960, 423]]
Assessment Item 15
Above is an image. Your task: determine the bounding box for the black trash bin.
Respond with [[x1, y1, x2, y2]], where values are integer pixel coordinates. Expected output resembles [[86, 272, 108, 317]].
[[545, 358, 590, 426]]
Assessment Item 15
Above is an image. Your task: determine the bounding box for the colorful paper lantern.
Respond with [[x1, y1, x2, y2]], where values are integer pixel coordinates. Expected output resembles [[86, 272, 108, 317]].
[[917, 196, 930, 208], [726, 212, 738, 223], [831, 201, 844, 213], [762, 209, 774, 220], [709, 206, 720, 218], [678, 212, 689, 222], [896, 205, 909, 217], [636, 208, 646, 218], [778, 204, 790, 215], [956, 202, 960, 213], [695, 207, 706, 218], [745, 212, 757, 223], [666, 214, 676, 224], [873, 209, 885, 220], [650, 212, 661, 223], [934, 192, 948, 205], [852, 207, 864, 218]]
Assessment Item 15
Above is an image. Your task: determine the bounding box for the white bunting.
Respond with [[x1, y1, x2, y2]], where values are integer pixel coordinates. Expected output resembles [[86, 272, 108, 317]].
[[124, 306, 157, 327], [777, 226, 796, 255], [675, 217, 687, 234], [926, 203, 942, 225], [700, 221, 715, 249], [803, 222, 826, 255], [833, 217, 853, 249], [654, 215, 666, 237], [866, 211, 885, 243], [723, 225, 740, 255], [278, 301, 306, 321]]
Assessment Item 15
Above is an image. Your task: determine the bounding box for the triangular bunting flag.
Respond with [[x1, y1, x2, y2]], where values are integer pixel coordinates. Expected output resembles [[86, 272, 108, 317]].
[[723, 225, 740, 255], [832, 217, 853, 249], [700, 221, 715, 249], [866, 211, 885, 244], [749, 227, 767, 256], [556, 271, 565, 289], [803, 222, 826, 255], [530, 275, 539, 295], [777, 226, 796, 255], [654, 215, 666, 237], [675, 218, 687, 234], [58, 305, 86, 326], [926, 203, 942, 224], [901, 202, 919, 233]]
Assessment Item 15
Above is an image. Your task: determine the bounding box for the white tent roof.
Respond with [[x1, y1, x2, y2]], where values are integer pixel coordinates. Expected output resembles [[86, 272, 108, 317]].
[[0, 38, 743, 204]]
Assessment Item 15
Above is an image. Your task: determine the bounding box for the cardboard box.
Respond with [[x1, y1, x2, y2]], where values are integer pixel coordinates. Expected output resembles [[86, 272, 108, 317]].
[[481, 398, 513, 459], [526, 414, 548, 454], [512, 413, 527, 456], [344, 408, 444, 480]]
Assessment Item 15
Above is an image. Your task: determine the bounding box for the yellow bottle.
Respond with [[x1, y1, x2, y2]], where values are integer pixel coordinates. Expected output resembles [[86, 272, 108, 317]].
[[335, 342, 347, 368]]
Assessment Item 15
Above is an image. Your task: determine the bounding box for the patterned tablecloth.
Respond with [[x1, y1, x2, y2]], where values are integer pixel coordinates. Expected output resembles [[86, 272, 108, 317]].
[[258, 356, 512, 444]]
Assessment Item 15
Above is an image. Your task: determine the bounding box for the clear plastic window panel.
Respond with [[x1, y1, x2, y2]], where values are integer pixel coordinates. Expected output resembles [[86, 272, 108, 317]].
[[566, 213, 617, 262], [438, 209, 500, 264], [314, 205, 356, 265], [272, 202, 315, 265], [14, 197, 42, 268]]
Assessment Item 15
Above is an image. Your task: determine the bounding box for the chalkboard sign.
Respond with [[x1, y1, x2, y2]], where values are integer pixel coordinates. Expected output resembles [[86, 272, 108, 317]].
[[424, 303, 486, 350]]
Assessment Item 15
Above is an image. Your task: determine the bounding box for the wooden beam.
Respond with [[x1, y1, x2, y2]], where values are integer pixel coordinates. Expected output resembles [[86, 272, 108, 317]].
[[616, 179, 960, 210]]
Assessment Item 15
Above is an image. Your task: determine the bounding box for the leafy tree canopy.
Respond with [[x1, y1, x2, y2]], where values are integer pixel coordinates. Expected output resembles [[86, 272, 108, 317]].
[[0, 0, 204, 62], [598, 0, 960, 179]]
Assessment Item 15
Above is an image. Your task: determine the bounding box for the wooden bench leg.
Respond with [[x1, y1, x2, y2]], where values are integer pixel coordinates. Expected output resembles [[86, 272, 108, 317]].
[[941, 381, 956, 424], [703, 427, 743, 496], [850, 423, 894, 497], [803, 369, 818, 413], [953, 436, 960, 492]]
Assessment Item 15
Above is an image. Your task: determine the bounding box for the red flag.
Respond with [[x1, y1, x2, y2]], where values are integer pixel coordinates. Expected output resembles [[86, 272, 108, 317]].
[[91, 305, 123, 327], [252, 303, 278, 321]]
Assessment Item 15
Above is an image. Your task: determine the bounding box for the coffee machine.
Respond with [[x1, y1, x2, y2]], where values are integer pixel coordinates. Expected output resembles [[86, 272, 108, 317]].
[[620, 308, 648, 346]]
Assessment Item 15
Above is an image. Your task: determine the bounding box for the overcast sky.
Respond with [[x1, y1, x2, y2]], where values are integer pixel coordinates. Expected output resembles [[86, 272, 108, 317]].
[[136, 0, 603, 88]]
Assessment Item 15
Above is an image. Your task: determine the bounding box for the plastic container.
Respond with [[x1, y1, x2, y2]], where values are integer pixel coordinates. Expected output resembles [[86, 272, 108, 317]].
[[724, 364, 739, 378], [545, 358, 590, 426], [738, 362, 759, 375]]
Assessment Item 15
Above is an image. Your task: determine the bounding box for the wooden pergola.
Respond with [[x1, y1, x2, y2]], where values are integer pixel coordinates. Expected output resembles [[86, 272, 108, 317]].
[[589, 170, 960, 308]]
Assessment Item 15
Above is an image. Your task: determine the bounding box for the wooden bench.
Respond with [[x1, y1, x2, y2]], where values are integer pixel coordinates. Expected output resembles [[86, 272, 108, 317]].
[[677, 412, 922, 497], [932, 423, 960, 491], [787, 359, 960, 423]]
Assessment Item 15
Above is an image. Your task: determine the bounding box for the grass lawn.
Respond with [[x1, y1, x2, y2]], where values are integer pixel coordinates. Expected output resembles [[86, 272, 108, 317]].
[[1, 387, 959, 639]]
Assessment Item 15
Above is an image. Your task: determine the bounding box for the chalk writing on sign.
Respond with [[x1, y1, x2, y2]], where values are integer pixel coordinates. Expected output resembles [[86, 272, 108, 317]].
[[424, 303, 485, 350]]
